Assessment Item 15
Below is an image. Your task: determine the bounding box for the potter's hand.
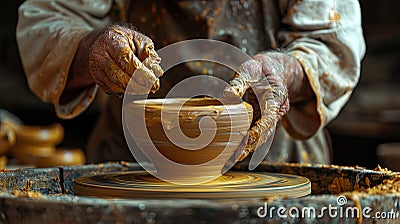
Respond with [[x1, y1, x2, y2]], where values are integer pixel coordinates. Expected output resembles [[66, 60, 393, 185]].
[[69, 24, 163, 97], [224, 52, 305, 163]]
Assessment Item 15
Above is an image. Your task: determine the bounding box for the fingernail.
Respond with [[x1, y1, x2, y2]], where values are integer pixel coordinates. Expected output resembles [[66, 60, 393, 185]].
[[223, 87, 240, 101]]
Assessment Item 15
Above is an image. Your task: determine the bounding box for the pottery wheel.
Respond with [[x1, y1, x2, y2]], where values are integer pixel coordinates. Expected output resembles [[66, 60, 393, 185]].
[[74, 171, 310, 200]]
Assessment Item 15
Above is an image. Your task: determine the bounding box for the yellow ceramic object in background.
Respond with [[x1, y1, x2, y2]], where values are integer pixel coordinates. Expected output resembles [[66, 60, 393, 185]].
[[6, 122, 85, 168], [0, 124, 15, 168], [32, 148, 86, 168], [0, 124, 15, 156], [13, 123, 64, 146], [8, 123, 63, 165]]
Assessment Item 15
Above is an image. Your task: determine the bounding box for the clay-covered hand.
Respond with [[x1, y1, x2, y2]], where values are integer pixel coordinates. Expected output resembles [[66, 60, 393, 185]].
[[224, 52, 305, 162], [69, 24, 163, 97]]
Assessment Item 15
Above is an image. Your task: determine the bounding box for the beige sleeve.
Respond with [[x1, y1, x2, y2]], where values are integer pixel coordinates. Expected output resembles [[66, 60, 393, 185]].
[[278, 0, 366, 139], [16, 0, 114, 119]]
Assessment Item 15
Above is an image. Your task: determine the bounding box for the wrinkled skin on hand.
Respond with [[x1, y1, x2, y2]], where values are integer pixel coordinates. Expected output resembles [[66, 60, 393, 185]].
[[69, 24, 163, 97], [224, 52, 305, 163]]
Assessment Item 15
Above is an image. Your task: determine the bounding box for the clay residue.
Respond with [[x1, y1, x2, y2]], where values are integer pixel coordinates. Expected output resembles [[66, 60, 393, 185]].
[[144, 107, 223, 130], [360, 166, 400, 195], [0, 169, 15, 173], [336, 165, 400, 196], [266, 162, 365, 170], [339, 166, 400, 224], [246, 162, 396, 195], [327, 177, 352, 194], [259, 194, 288, 202], [335, 165, 400, 224], [119, 161, 131, 167], [329, 10, 341, 22], [322, 165, 400, 195], [11, 180, 42, 198], [142, 98, 229, 129], [342, 193, 363, 224]]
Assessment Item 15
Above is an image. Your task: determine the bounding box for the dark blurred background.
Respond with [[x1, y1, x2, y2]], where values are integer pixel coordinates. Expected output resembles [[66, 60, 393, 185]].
[[1, 1, 399, 169], [0, 0, 102, 156]]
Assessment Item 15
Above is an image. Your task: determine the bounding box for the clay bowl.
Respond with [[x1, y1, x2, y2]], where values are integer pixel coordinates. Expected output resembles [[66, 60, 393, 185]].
[[125, 97, 253, 183], [0, 155, 6, 169], [9, 143, 56, 165], [0, 125, 16, 155], [31, 148, 86, 168], [13, 123, 64, 147]]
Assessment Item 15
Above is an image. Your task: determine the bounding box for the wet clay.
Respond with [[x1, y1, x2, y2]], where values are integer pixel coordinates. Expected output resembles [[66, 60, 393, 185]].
[[11, 180, 42, 198], [125, 97, 253, 182], [346, 166, 400, 195], [234, 162, 397, 195]]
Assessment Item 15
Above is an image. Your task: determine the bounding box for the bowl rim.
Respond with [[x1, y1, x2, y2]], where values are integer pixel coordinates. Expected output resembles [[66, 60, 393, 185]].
[[128, 97, 252, 113]]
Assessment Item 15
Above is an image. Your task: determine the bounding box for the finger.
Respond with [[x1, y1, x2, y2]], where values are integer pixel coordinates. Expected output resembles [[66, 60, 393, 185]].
[[248, 127, 275, 170], [89, 27, 154, 95], [96, 73, 125, 96], [246, 88, 261, 121], [235, 129, 257, 162], [99, 65, 126, 95], [125, 77, 160, 95], [236, 59, 265, 82], [96, 77, 112, 95], [142, 50, 163, 78], [107, 28, 163, 86], [109, 25, 155, 62], [104, 58, 132, 89], [106, 34, 160, 91], [104, 49, 160, 95], [223, 75, 249, 100], [116, 46, 161, 91], [108, 81, 126, 96], [234, 77, 289, 162], [88, 50, 121, 95], [105, 32, 139, 75], [102, 57, 152, 96], [223, 60, 263, 100], [235, 113, 276, 162], [123, 67, 159, 95], [235, 124, 264, 162], [132, 32, 155, 61], [120, 49, 137, 75], [104, 28, 148, 73], [131, 64, 160, 93], [146, 61, 164, 78], [107, 56, 160, 95], [131, 41, 163, 79]]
